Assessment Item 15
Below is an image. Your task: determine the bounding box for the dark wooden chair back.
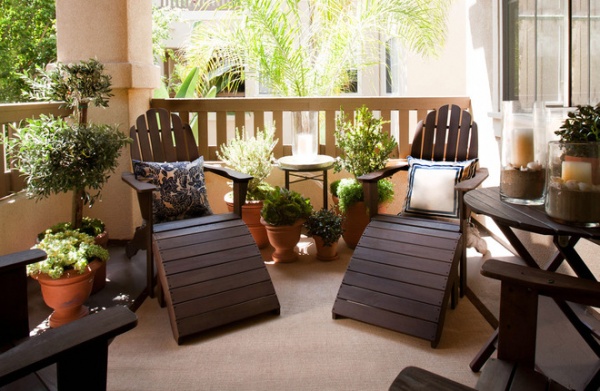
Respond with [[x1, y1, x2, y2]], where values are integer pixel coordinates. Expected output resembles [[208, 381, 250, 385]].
[[411, 104, 478, 162], [0, 249, 137, 390], [130, 108, 199, 163]]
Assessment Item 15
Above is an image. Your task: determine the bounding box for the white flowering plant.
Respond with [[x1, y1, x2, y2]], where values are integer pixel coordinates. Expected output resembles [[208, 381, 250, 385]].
[[217, 125, 277, 201], [27, 229, 109, 279]]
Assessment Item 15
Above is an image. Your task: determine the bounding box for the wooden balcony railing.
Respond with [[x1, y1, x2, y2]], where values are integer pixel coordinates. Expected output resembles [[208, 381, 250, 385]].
[[150, 96, 473, 161], [1, 97, 472, 200], [0, 102, 71, 199], [157, 0, 230, 11]]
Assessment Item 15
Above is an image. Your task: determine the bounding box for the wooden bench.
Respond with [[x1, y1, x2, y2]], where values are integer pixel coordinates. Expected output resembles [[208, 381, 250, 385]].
[[0, 249, 138, 390]]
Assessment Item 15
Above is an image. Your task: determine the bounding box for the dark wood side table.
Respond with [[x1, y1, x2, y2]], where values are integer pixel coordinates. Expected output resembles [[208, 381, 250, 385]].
[[277, 155, 336, 209], [464, 187, 600, 387]]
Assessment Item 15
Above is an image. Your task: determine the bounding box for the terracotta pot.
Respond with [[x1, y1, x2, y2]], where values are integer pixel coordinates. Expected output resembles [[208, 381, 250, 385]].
[[92, 230, 109, 294], [332, 196, 386, 249], [261, 218, 304, 263], [31, 260, 101, 328], [313, 236, 339, 261], [226, 198, 269, 249]]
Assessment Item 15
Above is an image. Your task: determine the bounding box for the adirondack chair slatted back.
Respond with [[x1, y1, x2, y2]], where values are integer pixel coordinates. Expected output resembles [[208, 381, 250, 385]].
[[130, 108, 199, 163], [411, 104, 478, 162]]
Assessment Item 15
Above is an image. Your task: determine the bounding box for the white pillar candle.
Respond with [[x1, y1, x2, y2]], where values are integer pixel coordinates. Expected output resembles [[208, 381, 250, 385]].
[[296, 133, 313, 156], [562, 161, 593, 184], [511, 128, 534, 168]]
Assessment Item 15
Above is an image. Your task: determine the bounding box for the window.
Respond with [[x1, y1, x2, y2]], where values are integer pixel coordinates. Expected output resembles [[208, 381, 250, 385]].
[[503, 0, 599, 107]]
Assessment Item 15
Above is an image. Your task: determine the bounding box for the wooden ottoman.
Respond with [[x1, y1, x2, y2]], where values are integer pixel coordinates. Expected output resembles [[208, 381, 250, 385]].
[[152, 214, 280, 344]]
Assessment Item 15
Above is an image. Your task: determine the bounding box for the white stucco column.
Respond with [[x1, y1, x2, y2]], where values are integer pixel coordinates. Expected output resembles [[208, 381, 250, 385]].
[[55, 0, 160, 240]]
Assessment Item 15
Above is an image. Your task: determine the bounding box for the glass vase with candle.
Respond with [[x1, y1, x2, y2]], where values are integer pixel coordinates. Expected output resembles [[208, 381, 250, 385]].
[[291, 111, 318, 162], [545, 141, 600, 227], [499, 101, 547, 205]]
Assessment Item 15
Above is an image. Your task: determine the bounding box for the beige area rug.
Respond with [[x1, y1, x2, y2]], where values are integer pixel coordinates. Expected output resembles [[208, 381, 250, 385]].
[[107, 238, 493, 391]]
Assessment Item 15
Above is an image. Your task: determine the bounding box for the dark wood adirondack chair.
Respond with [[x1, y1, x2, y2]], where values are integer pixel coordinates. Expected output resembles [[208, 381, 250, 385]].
[[0, 249, 138, 390], [390, 258, 599, 390], [333, 104, 488, 347], [122, 108, 280, 343]]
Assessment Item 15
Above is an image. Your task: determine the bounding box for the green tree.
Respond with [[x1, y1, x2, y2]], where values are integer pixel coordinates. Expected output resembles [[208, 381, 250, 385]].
[[185, 0, 451, 97], [0, 0, 56, 102]]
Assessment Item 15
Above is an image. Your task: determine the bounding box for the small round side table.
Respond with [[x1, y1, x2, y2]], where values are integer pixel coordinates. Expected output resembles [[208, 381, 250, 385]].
[[277, 155, 336, 209]]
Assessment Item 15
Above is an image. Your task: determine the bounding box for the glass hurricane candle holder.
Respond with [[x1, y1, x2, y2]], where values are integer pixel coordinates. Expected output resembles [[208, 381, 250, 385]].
[[291, 111, 318, 162], [499, 101, 547, 205], [545, 141, 600, 227]]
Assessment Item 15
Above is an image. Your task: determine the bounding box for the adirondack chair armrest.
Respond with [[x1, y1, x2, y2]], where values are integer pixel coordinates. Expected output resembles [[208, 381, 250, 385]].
[[0, 249, 46, 272], [482, 259, 600, 307], [357, 162, 409, 184], [0, 306, 137, 388], [121, 172, 158, 193], [204, 164, 252, 215], [455, 168, 489, 193], [204, 164, 253, 183], [481, 259, 600, 307]]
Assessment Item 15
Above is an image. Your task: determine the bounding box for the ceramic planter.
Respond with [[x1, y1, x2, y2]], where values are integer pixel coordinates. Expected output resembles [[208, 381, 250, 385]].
[[313, 236, 339, 261], [31, 260, 101, 328], [226, 198, 269, 249], [261, 218, 304, 263]]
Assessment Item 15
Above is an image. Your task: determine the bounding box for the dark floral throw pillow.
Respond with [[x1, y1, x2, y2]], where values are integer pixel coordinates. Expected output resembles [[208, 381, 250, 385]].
[[132, 157, 213, 223]]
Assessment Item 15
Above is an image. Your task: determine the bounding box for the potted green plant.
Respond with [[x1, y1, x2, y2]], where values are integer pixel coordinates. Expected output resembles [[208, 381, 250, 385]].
[[17, 58, 130, 230], [27, 229, 109, 328], [545, 103, 600, 226], [332, 105, 397, 248], [260, 186, 313, 263], [217, 125, 277, 248], [13, 58, 131, 291], [39, 217, 109, 293], [304, 208, 344, 261]]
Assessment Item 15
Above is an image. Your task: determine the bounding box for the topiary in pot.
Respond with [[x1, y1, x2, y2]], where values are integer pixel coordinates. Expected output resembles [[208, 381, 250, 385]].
[[12, 115, 130, 230], [260, 187, 313, 263], [333, 104, 397, 211], [332, 106, 397, 248], [15, 58, 131, 231]]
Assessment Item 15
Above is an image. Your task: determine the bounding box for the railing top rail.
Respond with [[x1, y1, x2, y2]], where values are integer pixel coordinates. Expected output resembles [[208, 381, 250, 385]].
[[0, 102, 71, 124], [151, 96, 472, 113]]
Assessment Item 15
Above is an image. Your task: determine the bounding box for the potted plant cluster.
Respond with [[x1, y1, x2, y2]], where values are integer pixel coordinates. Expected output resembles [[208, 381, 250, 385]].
[[332, 105, 397, 248], [217, 125, 277, 248], [304, 208, 344, 261], [260, 187, 313, 263], [12, 58, 131, 293], [27, 229, 109, 328], [545, 103, 600, 226]]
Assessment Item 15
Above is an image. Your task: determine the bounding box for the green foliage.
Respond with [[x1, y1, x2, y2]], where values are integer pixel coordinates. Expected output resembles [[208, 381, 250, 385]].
[[39, 217, 106, 242], [333, 177, 394, 213], [152, 5, 181, 63], [334, 105, 397, 178], [0, 0, 56, 103], [304, 208, 344, 246], [22, 58, 113, 123], [28, 229, 109, 279], [11, 114, 131, 209], [217, 126, 278, 200], [556, 104, 600, 143], [186, 0, 451, 97], [260, 187, 313, 226]]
